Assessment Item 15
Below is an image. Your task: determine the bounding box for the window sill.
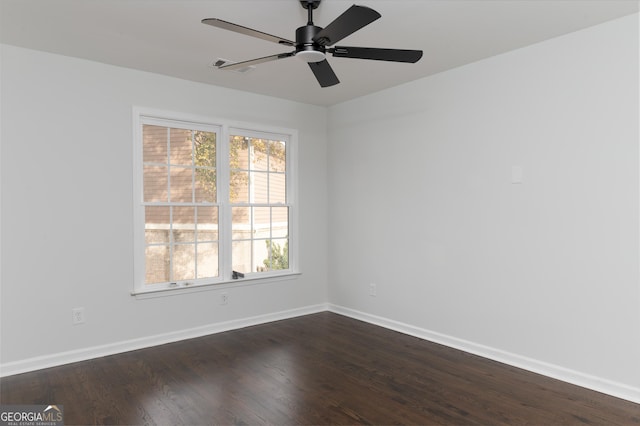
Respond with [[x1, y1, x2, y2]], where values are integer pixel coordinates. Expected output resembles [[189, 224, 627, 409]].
[[131, 272, 302, 300]]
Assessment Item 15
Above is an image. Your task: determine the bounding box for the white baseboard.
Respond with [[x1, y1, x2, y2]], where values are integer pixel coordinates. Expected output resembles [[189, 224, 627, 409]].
[[328, 304, 640, 405], [3, 302, 639, 406], [0, 303, 328, 378]]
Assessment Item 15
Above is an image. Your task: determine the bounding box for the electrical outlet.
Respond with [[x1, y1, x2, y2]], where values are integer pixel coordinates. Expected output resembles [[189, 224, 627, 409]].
[[220, 292, 228, 305], [369, 283, 377, 297], [72, 307, 85, 325]]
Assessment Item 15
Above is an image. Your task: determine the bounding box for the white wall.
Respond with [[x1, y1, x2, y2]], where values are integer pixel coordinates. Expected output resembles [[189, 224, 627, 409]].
[[328, 13, 640, 399], [0, 44, 328, 371]]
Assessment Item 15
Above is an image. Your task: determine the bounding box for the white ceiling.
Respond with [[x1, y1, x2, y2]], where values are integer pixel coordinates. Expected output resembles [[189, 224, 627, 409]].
[[1, 0, 638, 106]]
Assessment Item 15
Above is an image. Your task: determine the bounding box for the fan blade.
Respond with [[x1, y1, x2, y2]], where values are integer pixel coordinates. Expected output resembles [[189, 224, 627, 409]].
[[218, 52, 295, 71], [308, 60, 340, 87], [313, 5, 381, 46], [202, 18, 294, 46], [329, 46, 423, 63]]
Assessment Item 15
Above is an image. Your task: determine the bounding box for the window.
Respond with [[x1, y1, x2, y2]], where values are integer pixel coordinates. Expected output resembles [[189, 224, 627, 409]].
[[133, 110, 296, 294], [229, 132, 289, 274]]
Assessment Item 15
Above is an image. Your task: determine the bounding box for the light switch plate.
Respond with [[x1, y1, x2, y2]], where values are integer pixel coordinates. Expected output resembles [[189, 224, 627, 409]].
[[511, 165, 524, 184]]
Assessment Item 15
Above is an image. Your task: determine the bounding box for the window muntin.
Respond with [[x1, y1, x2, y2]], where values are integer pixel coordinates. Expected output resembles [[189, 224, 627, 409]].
[[134, 112, 296, 294]]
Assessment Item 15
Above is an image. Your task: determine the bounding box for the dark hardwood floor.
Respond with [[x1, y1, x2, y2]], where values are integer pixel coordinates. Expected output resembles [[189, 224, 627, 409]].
[[1, 312, 639, 425]]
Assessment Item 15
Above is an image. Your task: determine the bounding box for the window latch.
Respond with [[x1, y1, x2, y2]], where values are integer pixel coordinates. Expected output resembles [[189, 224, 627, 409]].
[[232, 271, 245, 280]]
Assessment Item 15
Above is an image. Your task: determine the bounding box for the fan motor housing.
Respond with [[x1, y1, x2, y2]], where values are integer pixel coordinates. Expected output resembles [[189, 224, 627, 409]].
[[295, 25, 326, 62]]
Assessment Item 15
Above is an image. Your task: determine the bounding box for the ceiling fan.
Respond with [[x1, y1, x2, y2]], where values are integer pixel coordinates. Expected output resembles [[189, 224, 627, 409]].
[[202, 0, 423, 88]]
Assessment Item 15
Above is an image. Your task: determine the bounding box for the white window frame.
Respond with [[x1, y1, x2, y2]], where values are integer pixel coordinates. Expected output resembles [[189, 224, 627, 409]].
[[132, 107, 299, 296]]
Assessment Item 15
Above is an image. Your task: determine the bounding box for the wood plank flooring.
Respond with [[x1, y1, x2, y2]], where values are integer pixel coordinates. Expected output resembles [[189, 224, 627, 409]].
[[1, 312, 639, 425]]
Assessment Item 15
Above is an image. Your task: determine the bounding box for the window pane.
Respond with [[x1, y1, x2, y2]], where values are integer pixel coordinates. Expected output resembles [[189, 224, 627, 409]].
[[143, 166, 168, 202], [251, 139, 269, 171], [173, 244, 195, 281], [269, 140, 286, 172], [143, 125, 167, 163], [232, 240, 252, 274], [272, 207, 288, 239], [169, 128, 192, 166], [232, 207, 251, 240], [170, 166, 193, 202], [270, 173, 286, 204], [194, 131, 216, 203], [145, 245, 169, 284], [252, 172, 268, 203], [197, 206, 218, 242], [173, 206, 195, 243], [254, 239, 269, 272], [195, 168, 216, 203], [145, 206, 170, 244], [197, 242, 218, 279], [194, 131, 216, 168], [254, 207, 270, 239], [230, 171, 248, 203], [230, 136, 248, 170], [262, 238, 288, 271]]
